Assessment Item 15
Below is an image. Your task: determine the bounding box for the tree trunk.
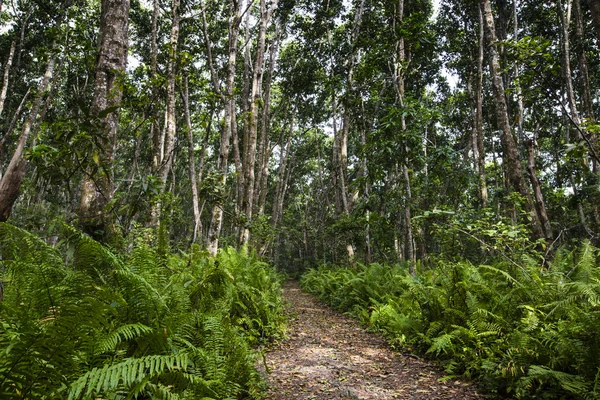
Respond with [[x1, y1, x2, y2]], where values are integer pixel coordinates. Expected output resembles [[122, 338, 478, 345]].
[[512, 0, 525, 143], [256, 26, 280, 217], [271, 113, 293, 230], [480, 0, 543, 238], [526, 140, 553, 239], [159, 0, 179, 186], [150, 0, 160, 173], [471, 7, 487, 207], [0, 41, 15, 119], [240, 0, 279, 246], [0, 55, 56, 221], [207, 0, 242, 256], [183, 72, 202, 243], [78, 0, 130, 241], [0, 88, 30, 152]]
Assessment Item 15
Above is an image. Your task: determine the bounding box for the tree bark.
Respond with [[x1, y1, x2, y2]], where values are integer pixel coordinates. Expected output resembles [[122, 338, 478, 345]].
[[526, 140, 553, 240], [207, 0, 243, 256], [480, 0, 543, 239], [0, 41, 15, 119], [159, 0, 179, 186], [256, 26, 280, 217], [183, 72, 202, 243], [79, 0, 130, 241], [0, 55, 56, 221], [240, 0, 279, 246], [470, 7, 488, 208], [150, 0, 160, 173]]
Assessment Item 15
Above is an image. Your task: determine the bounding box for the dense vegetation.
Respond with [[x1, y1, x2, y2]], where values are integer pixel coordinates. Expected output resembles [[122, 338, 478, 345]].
[[0, 222, 285, 399], [301, 241, 600, 399], [2, 0, 600, 398]]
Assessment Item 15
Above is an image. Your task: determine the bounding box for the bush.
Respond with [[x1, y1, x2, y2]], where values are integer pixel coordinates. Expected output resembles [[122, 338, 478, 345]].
[[0, 222, 285, 399], [300, 243, 600, 399]]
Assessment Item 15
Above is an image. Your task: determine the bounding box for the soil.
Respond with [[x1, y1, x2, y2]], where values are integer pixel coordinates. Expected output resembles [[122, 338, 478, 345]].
[[260, 280, 486, 399]]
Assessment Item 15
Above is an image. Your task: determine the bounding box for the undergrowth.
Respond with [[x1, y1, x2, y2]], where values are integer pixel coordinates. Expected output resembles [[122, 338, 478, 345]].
[[0, 222, 285, 399], [301, 242, 600, 399]]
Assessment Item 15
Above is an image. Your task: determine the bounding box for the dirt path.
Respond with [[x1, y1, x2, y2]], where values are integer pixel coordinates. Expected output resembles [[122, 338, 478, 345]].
[[261, 281, 485, 399]]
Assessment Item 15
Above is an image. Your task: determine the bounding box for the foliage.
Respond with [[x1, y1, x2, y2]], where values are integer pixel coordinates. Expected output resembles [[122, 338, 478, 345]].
[[0, 222, 285, 399], [301, 242, 600, 399]]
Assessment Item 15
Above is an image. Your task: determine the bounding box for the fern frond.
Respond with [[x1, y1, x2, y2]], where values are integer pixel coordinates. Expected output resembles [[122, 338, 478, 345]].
[[68, 353, 189, 399]]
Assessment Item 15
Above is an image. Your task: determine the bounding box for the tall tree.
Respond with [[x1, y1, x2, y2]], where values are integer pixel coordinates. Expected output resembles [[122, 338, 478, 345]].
[[206, 0, 244, 255], [78, 0, 130, 241], [0, 54, 57, 221], [480, 0, 545, 239]]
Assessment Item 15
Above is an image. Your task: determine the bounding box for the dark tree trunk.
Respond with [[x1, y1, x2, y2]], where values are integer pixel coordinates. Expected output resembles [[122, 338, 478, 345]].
[[0, 56, 56, 221]]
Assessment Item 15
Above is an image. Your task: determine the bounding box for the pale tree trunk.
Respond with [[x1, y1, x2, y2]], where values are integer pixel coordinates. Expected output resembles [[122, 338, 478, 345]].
[[0, 41, 15, 119], [240, 0, 279, 246], [207, 0, 243, 256], [558, 0, 596, 233], [475, 6, 488, 206], [159, 0, 179, 186], [526, 139, 553, 239], [393, 0, 415, 273], [79, 0, 130, 241], [470, 7, 487, 208], [150, 0, 160, 173], [236, 11, 251, 223], [512, 0, 525, 142], [255, 26, 280, 217], [149, 0, 179, 227], [183, 72, 202, 243], [480, 0, 544, 239], [0, 55, 56, 221]]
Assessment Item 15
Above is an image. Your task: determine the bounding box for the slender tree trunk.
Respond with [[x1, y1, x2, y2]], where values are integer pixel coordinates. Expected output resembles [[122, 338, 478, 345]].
[[0, 41, 15, 119], [207, 0, 242, 256], [471, 8, 488, 208], [0, 55, 56, 221], [0, 88, 29, 151], [271, 113, 293, 230], [256, 27, 280, 216], [183, 72, 202, 243], [79, 0, 130, 241], [150, 0, 160, 173], [526, 139, 553, 239], [512, 0, 525, 143], [480, 0, 544, 238], [240, 0, 279, 246], [159, 0, 179, 186]]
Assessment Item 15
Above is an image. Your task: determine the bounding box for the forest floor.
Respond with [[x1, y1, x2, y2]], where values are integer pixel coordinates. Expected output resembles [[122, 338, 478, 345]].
[[260, 281, 486, 399]]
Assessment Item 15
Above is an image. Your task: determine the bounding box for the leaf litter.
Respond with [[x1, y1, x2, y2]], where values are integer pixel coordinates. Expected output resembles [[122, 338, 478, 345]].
[[260, 281, 485, 399]]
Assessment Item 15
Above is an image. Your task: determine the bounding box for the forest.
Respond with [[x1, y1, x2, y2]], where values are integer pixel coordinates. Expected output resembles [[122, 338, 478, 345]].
[[1, 0, 600, 398]]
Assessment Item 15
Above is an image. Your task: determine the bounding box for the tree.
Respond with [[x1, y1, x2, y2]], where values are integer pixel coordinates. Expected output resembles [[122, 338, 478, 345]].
[[78, 0, 130, 242]]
